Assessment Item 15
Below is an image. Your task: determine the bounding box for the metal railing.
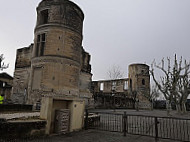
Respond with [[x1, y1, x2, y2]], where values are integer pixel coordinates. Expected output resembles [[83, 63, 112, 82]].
[[85, 110, 190, 141]]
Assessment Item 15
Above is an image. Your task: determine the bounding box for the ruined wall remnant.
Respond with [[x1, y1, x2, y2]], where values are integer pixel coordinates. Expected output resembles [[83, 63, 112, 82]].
[[12, 44, 33, 104], [79, 48, 93, 106], [92, 79, 128, 93], [92, 64, 150, 109], [15, 45, 33, 68], [91, 78, 132, 108], [12, 0, 93, 106]]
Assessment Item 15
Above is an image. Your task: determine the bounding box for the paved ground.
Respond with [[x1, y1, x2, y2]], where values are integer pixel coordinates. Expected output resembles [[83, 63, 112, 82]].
[[90, 109, 190, 119], [0, 109, 189, 121], [0, 109, 189, 142], [0, 130, 179, 142], [21, 130, 179, 142]]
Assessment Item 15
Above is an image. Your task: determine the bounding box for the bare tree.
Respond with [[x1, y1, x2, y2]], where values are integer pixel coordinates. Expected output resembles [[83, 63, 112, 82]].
[[107, 65, 123, 80], [143, 84, 160, 110], [150, 55, 190, 114], [0, 54, 9, 70], [150, 85, 160, 101], [175, 60, 190, 113]]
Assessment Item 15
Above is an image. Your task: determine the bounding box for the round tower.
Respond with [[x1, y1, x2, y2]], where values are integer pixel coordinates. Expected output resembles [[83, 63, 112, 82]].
[[28, 0, 84, 104], [128, 64, 150, 91], [128, 63, 150, 109]]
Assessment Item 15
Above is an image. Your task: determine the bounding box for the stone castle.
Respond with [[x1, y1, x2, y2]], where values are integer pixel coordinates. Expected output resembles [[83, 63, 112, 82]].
[[11, 0, 93, 107], [6, 0, 150, 109]]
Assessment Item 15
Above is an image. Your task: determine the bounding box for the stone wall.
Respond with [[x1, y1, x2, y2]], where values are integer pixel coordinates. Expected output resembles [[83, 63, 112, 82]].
[[15, 44, 33, 68], [0, 120, 46, 139], [12, 67, 31, 104], [92, 78, 128, 93], [0, 104, 32, 112], [79, 71, 93, 106], [12, 45, 33, 104], [79, 48, 93, 106]]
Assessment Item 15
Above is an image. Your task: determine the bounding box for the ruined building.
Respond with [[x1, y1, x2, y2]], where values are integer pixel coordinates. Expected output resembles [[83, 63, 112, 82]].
[[92, 64, 150, 109], [11, 0, 93, 106]]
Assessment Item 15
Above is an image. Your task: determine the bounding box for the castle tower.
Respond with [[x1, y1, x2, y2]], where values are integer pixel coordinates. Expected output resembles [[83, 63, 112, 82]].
[[27, 0, 85, 104], [128, 64, 150, 109]]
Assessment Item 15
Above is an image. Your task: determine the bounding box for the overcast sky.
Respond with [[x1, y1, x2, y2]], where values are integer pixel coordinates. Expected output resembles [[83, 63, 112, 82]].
[[1, 0, 190, 81]]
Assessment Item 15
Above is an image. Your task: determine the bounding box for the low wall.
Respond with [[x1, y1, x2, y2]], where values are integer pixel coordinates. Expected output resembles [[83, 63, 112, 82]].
[[0, 104, 33, 112], [0, 120, 46, 139]]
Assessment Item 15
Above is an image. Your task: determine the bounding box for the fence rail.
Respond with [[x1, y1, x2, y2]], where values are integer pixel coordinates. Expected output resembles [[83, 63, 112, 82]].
[[85, 110, 190, 142]]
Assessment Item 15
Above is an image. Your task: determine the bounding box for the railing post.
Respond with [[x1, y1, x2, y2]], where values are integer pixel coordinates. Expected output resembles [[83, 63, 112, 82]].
[[155, 117, 158, 140], [85, 109, 89, 130], [123, 111, 127, 136]]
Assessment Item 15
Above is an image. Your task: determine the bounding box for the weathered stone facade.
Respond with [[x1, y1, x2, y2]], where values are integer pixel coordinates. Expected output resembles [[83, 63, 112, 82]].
[[128, 64, 150, 109], [12, 0, 92, 106], [12, 45, 33, 104], [92, 78, 134, 108], [92, 64, 150, 109]]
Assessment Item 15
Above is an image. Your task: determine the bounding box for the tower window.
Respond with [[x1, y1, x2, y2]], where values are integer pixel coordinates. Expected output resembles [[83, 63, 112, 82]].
[[100, 83, 104, 91], [124, 81, 128, 90], [142, 79, 145, 85], [112, 81, 116, 91], [40, 9, 49, 24], [36, 33, 46, 57], [141, 70, 144, 74], [130, 79, 132, 90]]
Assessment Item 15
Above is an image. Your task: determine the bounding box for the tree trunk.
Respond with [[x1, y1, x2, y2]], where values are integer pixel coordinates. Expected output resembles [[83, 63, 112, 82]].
[[181, 102, 187, 114], [150, 101, 153, 110], [166, 101, 172, 116], [176, 104, 181, 114]]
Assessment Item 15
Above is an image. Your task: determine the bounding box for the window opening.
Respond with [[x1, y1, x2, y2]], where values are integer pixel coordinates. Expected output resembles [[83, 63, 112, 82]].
[[112, 81, 116, 91], [40, 9, 48, 24], [100, 83, 104, 91], [142, 79, 145, 85], [36, 33, 46, 57], [130, 79, 132, 90], [141, 70, 144, 74], [124, 81, 128, 90]]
